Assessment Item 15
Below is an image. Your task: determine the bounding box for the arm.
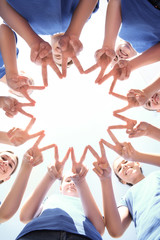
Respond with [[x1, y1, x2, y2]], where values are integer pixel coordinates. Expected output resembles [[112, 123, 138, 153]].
[[20, 171, 56, 223], [0, 131, 11, 145], [65, 0, 98, 38], [89, 142, 131, 237], [142, 75, 160, 99], [103, 0, 122, 49], [70, 147, 105, 235], [129, 43, 160, 72]]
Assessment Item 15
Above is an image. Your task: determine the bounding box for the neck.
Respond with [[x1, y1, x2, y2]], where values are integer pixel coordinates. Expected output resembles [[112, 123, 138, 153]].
[[132, 174, 145, 185]]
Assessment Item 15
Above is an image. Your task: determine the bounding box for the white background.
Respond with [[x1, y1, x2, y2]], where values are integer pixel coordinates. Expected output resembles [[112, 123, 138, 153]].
[[0, 1, 160, 240]]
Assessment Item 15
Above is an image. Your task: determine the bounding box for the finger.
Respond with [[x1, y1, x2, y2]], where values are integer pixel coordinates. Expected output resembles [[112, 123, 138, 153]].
[[113, 105, 131, 114], [100, 138, 115, 151], [19, 102, 35, 107], [72, 56, 84, 74], [40, 143, 56, 152], [87, 145, 100, 160], [33, 133, 45, 148], [79, 146, 88, 164], [84, 63, 99, 74], [61, 147, 71, 164], [93, 162, 103, 175], [95, 67, 106, 83], [41, 63, 48, 87], [54, 145, 59, 162], [109, 77, 117, 93], [70, 147, 76, 164], [18, 108, 34, 118], [27, 85, 45, 90], [20, 89, 36, 104], [32, 158, 43, 167], [108, 125, 127, 130], [49, 59, 63, 79], [29, 130, 45, 139], [99, 141, 107, 160], [107, 129, 119, 144], [25, 117, 36, 132], [5, 112, 15, 118], [98, 68, 114, 85], [93, 167, 103, 177], [61, 56, 68, 77]]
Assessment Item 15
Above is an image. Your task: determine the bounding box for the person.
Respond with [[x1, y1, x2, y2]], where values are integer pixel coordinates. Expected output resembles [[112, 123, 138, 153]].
[[0, 23, 45, 103], [85, 0, 160, 83], [87, 139, 160, 240], [0, 118, 44, 146], [15, 146, 104, 240], [0, 133, 56, 223], [0, 0, 99, 85]]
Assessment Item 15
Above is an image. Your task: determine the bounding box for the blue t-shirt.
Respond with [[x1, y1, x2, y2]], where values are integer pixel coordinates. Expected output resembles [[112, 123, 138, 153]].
[[16, 194, 102, 240], [119, 0, 160, 53], [7, 0, 99, 35], [0, 31, 19, 79], [119, 171, 160, 240]]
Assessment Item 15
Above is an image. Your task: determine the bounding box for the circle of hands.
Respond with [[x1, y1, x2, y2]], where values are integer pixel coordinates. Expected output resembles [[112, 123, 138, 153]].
[[3, 35, 152, 177]]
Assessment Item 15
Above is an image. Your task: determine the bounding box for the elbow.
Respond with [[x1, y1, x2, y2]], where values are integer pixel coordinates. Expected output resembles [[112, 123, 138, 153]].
[[97, 225, 105, 236], [0, 212, 15, 223], [19, 212, 31, 224], [107, 227, 124, 238]]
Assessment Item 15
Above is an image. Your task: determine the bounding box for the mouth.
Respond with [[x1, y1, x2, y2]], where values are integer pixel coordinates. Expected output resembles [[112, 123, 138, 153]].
[[152, 93, 159, 105], [118, 49, 128, 59]]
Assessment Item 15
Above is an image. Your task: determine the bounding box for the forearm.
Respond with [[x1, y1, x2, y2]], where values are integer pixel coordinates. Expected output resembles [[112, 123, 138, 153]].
[[0, 163, 32, 223], [145, 124, 160, 141], [0, 131, 12, 145], [0, 24, 18, 78], [65, 0, 98, 38], [143, 76, 160, 99], [0, 0, 41, 47], [136, 151, 160, 166], [130, 43, 160, 71], [103, 0, 121, 49], [101, 178, 130, 237], [76, 179, 105, 235], [20, 172, 56, 223]]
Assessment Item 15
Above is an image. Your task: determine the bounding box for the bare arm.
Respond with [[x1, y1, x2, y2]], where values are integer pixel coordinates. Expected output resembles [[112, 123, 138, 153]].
[[89, 142, 131, 237], [103, 0, 122, 49], [65, 0, 98, 38], [143, 75, 160, 99], [0, 131, 12, 145]]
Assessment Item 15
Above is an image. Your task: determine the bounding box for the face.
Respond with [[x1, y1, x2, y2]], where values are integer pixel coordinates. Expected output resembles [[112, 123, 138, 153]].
[[113, 158, 142, 185], [115, 41, 137, 60], [50, 33, 72, 66], [144, 91, 160, 111], [60, 175, 79, 198], [0, 151, 18, 182]]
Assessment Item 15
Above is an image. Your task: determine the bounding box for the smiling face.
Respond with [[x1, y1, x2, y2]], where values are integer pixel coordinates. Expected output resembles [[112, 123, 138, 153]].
[[50, 33, 72, 66], [115, 41, 137, 60], [113, 157, 144, 185], [0, 151, 18, 182], [144, 90, 160, 111], [60, 174, 79, 198]]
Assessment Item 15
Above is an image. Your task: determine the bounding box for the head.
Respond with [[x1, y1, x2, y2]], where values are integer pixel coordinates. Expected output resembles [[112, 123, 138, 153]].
[[50, 33, 73, 67], [113, 157, 144, 186], [0, 151, 18, 184], [60, 173, 79, 198], [115, 40, 137, 61], [143, 90, 160, 112]]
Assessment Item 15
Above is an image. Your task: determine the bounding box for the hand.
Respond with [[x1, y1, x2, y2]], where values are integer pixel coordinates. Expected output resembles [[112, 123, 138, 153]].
[[98, 60, 131, 85], [70, 146, 88, 174], [127, 89, 148, 106], [58, 35, 83, 77], [126, 122, 150, 138], [23, 134, 57, 167], [30, 39, 63, 86], [101, 129, 138, 162], [47, 146, 71, 180], [7, 118, 44, 146], [111, 112, 137, 130], [88, 143, 111, 180], [0, 96, 34, 118], [7, 73, 45, 104], [70, 164, 88, 185], [85, 47, 116, 83]]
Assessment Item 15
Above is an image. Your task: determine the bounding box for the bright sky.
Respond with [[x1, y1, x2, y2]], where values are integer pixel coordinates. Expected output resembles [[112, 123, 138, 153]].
[[0, 2, 160, 240]]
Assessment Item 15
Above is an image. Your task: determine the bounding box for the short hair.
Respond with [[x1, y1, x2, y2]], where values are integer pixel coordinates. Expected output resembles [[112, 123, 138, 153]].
[[0, 151, 19, 184], [56, 59, 73, 68]]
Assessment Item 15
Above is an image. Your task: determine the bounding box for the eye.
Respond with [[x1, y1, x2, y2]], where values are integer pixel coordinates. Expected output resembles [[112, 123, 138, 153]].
[[9, 163, 13, 169], [147, 101, 151, 107], [1, 156, 7, 161], [118, 167, 122, 172]]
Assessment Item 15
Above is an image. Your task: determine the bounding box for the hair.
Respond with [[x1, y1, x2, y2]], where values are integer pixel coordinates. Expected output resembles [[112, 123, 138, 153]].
[[0, 151, 19, 184], [56, 59, 73, 68]]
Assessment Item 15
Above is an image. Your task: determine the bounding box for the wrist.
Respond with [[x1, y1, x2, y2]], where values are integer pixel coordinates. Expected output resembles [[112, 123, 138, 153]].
[[46, 171, 57, 182]]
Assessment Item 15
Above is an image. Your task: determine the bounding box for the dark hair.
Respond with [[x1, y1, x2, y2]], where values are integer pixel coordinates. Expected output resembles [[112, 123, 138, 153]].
[[0, 151, 19, 184], [114, 167, 143, 186], [56, 59, 73, 68]]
